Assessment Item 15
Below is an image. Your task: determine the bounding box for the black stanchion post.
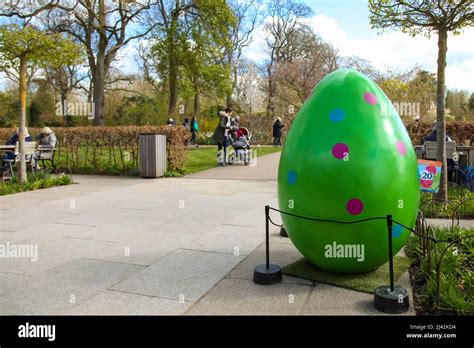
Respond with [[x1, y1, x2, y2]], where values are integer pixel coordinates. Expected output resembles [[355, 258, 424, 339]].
[[373, 214, 409, 313], [265, 205, 270, 269], [253, 205, 282, 285], [387, 214, 395, 291]]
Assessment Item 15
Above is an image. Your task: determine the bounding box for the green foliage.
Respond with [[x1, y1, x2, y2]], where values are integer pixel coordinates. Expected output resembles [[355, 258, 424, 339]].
[[0, 91, 19, 127], [368, 0, 474, 36], [420, 187, 474, 219], [407, 226, 474, 314], [29, 79, 60, 126], [113, 95, 164, 126], [0, 24, 83, 69], [0, 172, 72, 196], [150, 0, 236, 110]]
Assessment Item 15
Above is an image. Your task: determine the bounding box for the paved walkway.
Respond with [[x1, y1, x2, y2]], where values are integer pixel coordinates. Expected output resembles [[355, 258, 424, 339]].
[[187, 151, 280, 181], [0, 152, 414, 315]]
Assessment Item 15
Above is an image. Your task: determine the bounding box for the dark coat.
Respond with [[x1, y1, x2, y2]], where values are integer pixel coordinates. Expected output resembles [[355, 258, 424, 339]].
[[424, 130, 451, 142], [272, 120, 284, 137], [212, 111, 231, 144], [6, 133, 33, 145]]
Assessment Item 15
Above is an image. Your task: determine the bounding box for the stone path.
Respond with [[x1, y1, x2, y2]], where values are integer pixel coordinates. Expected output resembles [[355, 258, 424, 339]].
[[0, 152, 415, 315]]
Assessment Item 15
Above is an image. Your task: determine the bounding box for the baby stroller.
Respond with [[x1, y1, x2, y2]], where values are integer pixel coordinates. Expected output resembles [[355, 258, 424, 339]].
[[228, 127, 252, 165]]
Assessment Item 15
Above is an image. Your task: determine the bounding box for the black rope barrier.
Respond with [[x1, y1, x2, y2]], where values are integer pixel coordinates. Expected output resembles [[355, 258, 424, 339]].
[[266, 206, 473, 245], [255, 204, 474, 314]]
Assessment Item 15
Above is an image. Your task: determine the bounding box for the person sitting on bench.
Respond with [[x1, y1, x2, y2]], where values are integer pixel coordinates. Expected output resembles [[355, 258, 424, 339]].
[[422, 122, 458, 182], [32, 127, 57, 170], [2, 128, 33, 175]]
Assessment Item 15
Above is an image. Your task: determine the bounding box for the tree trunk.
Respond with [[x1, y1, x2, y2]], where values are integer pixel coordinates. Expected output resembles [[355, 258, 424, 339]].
[[18, 56, 27, 184], [226, 94, 233, 109], [266, 63, 276, 119], [227, 62, 237, 109], [168, 61, 178, 116], [93, 0, 106, 126], [93, 67, 105, 126], [435, 29, 448, 201], [194, 92, 200, 114], [62, 92, 73, 127]]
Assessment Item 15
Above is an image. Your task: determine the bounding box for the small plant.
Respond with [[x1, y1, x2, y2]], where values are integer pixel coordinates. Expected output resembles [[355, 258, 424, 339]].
[[0, 172, 72, 195], [420, 186, 474, 219], [408, 225, 474, 314]]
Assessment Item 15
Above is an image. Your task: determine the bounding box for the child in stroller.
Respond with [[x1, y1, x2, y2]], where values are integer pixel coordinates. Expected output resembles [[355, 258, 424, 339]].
[[228, 127, 251, 165]]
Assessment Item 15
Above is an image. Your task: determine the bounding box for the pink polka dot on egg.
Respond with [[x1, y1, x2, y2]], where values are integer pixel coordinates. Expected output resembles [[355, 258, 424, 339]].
[[364, 92, 378, 105], [332, 143, 349, 159], [347, 198, 364, 215], [396, 140, 406, 156]]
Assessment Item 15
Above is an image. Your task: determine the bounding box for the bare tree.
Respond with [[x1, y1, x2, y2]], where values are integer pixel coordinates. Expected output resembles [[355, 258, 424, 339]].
[[45, 64, 88, 125], [234, 59, 266, 114], [225, 0, 260, 108], [275, 32, 338, 111], [1, 0, 159, 126], [264, 0, 313, 118]]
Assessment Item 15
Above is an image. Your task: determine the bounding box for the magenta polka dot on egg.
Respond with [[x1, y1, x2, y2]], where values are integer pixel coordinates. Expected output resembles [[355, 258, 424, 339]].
[[332, 143, 349, 159], [364, 92, 377, 105], [347, 198, 364, 215], [396, 140, 406, 156]]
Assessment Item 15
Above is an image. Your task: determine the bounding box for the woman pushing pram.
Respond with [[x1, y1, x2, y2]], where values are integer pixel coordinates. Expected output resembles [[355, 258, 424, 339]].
[[228, 127, 252, 166]]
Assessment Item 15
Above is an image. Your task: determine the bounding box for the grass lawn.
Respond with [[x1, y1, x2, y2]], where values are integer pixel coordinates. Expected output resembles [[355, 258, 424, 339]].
[[184, 146, 281, 174]]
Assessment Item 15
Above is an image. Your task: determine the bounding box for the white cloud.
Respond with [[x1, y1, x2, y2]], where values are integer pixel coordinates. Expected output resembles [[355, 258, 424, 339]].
[[243, 14, 474, 91]]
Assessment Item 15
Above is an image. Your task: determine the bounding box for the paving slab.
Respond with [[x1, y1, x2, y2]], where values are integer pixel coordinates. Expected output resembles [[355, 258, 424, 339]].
[[112, 249, 244, 302], [86, 231, 196, 266], [0, 272, 32, 304], [66, 290, 192, 315], [0, 258, 144, 315], [0, 237, 112, 276], [183, 224, 263, 256], [0, 222, 92, 244], [186, 278, 312, 315]]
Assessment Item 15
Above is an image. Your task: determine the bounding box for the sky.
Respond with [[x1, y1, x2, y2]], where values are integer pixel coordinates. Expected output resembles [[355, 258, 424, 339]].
[[1, 0, 473, 92], [241, 0, 474, 91]]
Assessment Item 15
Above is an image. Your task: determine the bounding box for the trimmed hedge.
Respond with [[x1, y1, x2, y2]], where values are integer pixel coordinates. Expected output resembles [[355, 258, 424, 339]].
[[0, 126, 190, 174], [236, 118, 473, 146], [0, 121, 471, 175], [405, 121, 473, 145]]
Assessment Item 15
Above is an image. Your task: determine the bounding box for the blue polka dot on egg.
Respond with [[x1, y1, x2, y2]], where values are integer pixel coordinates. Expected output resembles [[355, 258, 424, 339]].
[[392, 224, 403, 238], [330, 108, 345, 122], [288, 170, 297, 185]]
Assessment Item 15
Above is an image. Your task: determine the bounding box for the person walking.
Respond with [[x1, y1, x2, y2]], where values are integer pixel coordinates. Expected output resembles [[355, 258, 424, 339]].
[[190, 116, 199, 147], [212, 107, 232, 166], [272, 117, 284, 146]]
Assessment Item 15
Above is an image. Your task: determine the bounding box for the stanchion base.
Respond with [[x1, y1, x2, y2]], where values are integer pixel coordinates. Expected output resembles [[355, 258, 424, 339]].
[[280, 227, 288, 238], [253, 264, 282, 285], [374, 285, 409, 314]]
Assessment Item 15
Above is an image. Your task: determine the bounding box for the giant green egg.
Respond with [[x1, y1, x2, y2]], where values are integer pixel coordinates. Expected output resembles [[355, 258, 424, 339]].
[[277, 69, 420, 274]]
